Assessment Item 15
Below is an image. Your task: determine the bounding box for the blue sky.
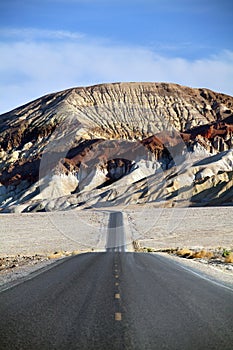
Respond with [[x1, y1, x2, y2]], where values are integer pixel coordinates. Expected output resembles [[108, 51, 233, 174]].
[[0, 0, 233, 113]]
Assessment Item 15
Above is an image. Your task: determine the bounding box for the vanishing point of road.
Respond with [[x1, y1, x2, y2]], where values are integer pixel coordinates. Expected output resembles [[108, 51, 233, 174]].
[[0, 212, 232, 349]]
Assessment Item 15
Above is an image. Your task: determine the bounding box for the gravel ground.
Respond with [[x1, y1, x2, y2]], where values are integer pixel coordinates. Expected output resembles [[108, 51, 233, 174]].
[[0, 210, 109, 256], [0, 250, 91, 291], [0, 254, 59, 291], [127, 206, 233, 249]]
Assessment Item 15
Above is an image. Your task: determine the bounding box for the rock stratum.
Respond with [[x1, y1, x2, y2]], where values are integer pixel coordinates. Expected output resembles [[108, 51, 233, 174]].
[[0, 82, 233, 212]]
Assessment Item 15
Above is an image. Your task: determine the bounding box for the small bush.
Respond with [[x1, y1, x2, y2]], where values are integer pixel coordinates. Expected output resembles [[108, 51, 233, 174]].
[[71, 250, 80, 256], [176, 248, 193, 257], [147, 247, 154, 253], [222, 249, 231, 257], [192, 250, 213, 259], [225, 252, 233, 263], [48, 251, 63, 259], [204, 251, 214, 259]]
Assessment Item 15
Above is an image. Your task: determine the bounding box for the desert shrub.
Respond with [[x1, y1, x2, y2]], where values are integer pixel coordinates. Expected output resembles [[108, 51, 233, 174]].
[[147, 247, 154, 253], [192, 250, 213, 259], [204, 251, 214, 259], [72, 250, 79, 256], [176, 249, 192, 257], [222, 249, 231, 257], [225, 252, 233, 263], [48, 251, 63, 259]]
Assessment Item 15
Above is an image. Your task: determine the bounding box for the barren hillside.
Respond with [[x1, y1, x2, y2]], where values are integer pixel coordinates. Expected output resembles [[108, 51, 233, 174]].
[[0, 82, 233, 212]]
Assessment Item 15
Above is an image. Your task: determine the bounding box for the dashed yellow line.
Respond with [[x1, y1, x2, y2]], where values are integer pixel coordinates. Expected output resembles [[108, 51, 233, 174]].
[[114, 256, 122, 321], [115, 312, 122, 321]]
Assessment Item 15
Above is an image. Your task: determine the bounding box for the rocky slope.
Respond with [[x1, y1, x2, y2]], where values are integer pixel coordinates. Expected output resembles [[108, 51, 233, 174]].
[[0, 82, 233, 212]]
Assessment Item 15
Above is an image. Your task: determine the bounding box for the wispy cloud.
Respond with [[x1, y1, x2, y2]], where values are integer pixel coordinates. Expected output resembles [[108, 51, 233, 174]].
[[0, 28, 233, 113], [0, 28, 85, 41]]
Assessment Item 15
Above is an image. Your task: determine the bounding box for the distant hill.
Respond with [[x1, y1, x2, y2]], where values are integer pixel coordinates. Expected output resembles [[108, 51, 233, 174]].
[[0, 82, 233, 212]]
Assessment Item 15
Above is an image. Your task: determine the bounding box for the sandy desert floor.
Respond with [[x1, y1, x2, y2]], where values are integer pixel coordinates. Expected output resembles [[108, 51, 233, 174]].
[[0, 210, 109, 256], [1, 206, 232, 256], [125, 205, 233, 250]]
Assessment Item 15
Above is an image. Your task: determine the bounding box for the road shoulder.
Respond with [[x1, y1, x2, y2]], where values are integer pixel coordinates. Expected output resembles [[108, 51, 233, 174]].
[[153, 252, 233, 290]]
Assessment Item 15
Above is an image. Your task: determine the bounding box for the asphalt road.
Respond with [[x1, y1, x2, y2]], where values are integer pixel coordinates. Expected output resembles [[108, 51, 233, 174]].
[[0, 252, 233, 350], [0, 212, 233, 349], [106, 211, 126, 252]]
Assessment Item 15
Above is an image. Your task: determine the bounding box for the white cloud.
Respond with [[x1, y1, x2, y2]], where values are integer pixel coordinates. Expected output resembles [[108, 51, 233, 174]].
[[0, 28, 85, 41], [0, 29, 233, 113]]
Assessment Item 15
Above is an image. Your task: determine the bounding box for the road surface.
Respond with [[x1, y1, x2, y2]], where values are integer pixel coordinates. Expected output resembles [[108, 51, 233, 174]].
[[0, 252, 233, 349], [0, 212, 233, 349], [106, 211, 126, 252]]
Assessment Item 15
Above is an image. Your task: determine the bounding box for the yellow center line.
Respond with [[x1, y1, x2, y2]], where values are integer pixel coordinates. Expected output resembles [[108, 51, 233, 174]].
[[115, 312, 122, 321], [113, 259, 121, 321]]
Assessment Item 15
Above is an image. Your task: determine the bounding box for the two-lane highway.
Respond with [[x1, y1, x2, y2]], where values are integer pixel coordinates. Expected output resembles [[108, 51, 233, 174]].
[[0, 252, 233, 349], [0, 212, 233, 349], [106, 211, 126, 252]]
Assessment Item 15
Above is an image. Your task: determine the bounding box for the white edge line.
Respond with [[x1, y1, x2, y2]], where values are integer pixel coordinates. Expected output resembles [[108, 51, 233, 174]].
[[0, 256, 71, 293], [154, 254, 233, 293], [177, 263, 233, 292]]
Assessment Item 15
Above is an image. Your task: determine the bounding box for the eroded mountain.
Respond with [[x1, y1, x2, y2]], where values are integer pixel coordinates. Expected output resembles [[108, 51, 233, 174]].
[[0, 82, 232, 212]]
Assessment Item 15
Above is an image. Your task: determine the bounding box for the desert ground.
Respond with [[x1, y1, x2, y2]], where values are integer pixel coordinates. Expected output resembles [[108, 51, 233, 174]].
[[125, 206, 233, 250], [1, 206, 232, 256]]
